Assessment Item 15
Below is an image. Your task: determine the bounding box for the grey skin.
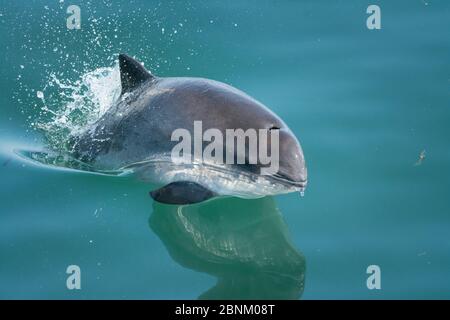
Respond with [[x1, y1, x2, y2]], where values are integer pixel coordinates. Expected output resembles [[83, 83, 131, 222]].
[[71, 54, 307, 204]]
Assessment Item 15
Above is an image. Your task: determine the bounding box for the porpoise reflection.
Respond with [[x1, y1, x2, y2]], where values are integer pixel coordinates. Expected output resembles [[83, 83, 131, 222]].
[[149, 197, 306, 299]]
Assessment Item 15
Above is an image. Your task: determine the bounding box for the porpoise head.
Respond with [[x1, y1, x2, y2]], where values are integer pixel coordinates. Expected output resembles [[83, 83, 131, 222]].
[[275, 128, 307, 188]]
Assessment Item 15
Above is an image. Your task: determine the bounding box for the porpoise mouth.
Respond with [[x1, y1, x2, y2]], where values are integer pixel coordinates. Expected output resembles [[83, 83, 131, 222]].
[[272, 172, 307, 189]]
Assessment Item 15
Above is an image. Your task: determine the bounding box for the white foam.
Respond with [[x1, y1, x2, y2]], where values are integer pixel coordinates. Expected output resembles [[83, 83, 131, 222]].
[[34, 61, 121, 151]]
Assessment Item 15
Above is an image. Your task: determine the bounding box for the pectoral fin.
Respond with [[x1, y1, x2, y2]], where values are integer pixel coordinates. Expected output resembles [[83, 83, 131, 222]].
[[149, 181, 217, 205]]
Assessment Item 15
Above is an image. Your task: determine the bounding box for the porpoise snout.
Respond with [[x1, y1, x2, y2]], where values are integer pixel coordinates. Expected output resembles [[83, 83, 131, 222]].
[[276, 129, 307, 187]]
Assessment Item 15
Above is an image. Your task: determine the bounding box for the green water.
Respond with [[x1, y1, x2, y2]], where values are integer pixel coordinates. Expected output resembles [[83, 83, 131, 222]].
[[1, 0, 449, 299]]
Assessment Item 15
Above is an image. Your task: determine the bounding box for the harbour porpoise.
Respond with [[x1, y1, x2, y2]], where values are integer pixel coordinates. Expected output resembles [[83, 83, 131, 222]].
[[70, 54, 307, 204]]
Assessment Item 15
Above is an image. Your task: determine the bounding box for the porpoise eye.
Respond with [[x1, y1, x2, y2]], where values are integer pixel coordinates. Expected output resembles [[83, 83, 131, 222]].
[[269, 126, 280, 131]]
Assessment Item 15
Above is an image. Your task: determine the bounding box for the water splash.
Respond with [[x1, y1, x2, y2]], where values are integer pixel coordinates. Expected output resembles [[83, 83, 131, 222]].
[[33, 62, 121, 153]]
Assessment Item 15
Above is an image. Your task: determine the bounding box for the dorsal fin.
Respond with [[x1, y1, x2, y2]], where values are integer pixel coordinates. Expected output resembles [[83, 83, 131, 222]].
[[119, 53, 153, 95]]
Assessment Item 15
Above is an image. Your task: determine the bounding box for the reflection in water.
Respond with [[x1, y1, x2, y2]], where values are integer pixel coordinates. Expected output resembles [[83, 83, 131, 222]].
[[150, 197, 306, 299]]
